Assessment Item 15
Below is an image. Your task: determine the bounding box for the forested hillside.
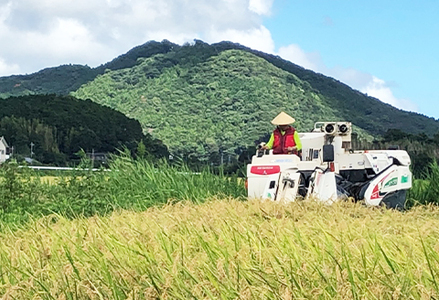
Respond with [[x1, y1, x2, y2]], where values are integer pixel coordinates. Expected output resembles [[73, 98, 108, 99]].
[[0, 41, 176, 98], [1, 40, 439, 164], [0, 95, 168, 165], [72, 49, 350, 161], [0, 65, 99, 97]]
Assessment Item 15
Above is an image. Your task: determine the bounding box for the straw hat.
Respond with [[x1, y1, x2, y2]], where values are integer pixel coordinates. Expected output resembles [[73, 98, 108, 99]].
[[271, 112, 295, 125]]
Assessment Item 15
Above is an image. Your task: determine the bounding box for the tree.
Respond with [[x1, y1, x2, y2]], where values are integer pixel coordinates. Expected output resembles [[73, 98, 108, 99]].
[[0, 95, 167, 165], [136, 140, 146, 158], [383, 129, 409, 142]]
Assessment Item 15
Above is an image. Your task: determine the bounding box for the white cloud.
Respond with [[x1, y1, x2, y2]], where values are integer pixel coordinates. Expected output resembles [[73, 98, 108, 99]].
[[0, 0, 274, 75], [277, 44, 418, 113], [206, 25, 275, 54], [278, 44, 322, 71], [248, 0, 274, 15], [0, 58, 20, 76], [26, 18, 104, 59], [361, 77, 418, 112], [0, 2, 12, 23]]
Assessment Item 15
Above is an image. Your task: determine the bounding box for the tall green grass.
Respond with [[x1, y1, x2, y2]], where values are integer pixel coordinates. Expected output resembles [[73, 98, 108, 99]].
[[1, 154, 439, 227], [0, 154, 245, 227], [0, 200, 438, 299], [407, 160, 439, 206]]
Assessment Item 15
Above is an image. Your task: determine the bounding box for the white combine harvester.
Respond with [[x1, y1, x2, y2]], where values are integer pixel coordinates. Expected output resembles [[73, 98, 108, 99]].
[[246, 122, 412, 209]]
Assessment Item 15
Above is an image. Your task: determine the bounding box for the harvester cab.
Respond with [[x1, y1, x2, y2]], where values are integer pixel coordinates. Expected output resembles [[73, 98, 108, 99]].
[[246, 122, 412, 209]]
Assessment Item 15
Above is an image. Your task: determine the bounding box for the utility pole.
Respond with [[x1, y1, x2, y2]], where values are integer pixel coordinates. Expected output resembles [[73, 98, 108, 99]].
[[30, 142, 34, 158], [92, 148, 95, 165]]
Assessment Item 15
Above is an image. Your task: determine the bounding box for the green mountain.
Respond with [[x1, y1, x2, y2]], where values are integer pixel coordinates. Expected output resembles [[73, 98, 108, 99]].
[[72, 49, 343, 161], [1, 40, 438, 162], [0, 41, 177, 98], [0, 64, 98, 97]]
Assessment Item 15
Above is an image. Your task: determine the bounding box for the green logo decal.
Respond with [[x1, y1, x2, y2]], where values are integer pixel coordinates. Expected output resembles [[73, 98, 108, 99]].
[[384, 177, 398, 188], [401, 175, 409, 184]]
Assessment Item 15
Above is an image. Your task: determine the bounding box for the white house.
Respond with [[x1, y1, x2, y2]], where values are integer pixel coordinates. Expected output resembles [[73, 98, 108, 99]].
[[0, 137, 11, 163]]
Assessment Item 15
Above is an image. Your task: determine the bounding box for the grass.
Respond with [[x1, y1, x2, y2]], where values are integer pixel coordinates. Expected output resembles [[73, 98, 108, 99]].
[[0, 155, 245, 226], [407, 161, 439, 206], [0, 199, 439, 299]]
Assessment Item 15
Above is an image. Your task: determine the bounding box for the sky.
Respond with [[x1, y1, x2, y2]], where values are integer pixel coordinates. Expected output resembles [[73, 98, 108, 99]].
[[0, 0, 437, 119]]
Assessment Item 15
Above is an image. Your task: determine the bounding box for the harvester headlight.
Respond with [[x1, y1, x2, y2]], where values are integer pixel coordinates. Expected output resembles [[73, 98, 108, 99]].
[[324, 123, 336, 135], [338, 124, 349, 134]]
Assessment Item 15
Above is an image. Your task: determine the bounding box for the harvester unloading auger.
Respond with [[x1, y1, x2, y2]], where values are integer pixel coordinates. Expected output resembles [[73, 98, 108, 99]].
[[246, 122, 412, 209]]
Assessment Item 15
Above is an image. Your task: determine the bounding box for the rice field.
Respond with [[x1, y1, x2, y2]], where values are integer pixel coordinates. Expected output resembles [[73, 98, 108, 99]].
[[1, 157, 439, 299], [0, 199, 439, 299]]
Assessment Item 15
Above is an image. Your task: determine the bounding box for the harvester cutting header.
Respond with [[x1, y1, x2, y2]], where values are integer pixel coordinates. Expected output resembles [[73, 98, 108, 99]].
[[246, 112, 412, 209]]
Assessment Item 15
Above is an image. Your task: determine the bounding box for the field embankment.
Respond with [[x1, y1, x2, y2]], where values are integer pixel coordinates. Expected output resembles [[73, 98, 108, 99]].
[[1, 199, 439, 299]]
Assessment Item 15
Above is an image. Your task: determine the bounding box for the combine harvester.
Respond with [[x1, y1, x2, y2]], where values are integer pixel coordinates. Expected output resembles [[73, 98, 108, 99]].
[[246, 122, 412, 209]]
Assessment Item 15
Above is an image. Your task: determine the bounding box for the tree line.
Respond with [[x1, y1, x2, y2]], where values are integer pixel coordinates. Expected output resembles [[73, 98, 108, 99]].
[[0, 95, 169, 165]]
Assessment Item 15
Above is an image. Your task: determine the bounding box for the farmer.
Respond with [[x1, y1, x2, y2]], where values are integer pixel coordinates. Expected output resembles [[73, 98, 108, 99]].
[[261, 111, 302, 157]]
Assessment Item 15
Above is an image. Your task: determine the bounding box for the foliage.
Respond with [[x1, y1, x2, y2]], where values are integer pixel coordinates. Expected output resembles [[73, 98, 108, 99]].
[[0, 64, 99, 97], [0, 154, 245, 226], [0, 94, 168, 164], [72, 49, 344, 161], [69, 40, 439, 162], [0, 41, 177, 98], [407, 161, 439, 206]]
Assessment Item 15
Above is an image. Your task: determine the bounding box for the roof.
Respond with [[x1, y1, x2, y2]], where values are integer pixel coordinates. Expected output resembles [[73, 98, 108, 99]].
[[0, 136, 9, 148]]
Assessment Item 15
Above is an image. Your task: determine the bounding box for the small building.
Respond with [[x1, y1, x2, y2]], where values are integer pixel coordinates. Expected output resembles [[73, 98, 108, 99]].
[[0, 137, 11, 163]]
